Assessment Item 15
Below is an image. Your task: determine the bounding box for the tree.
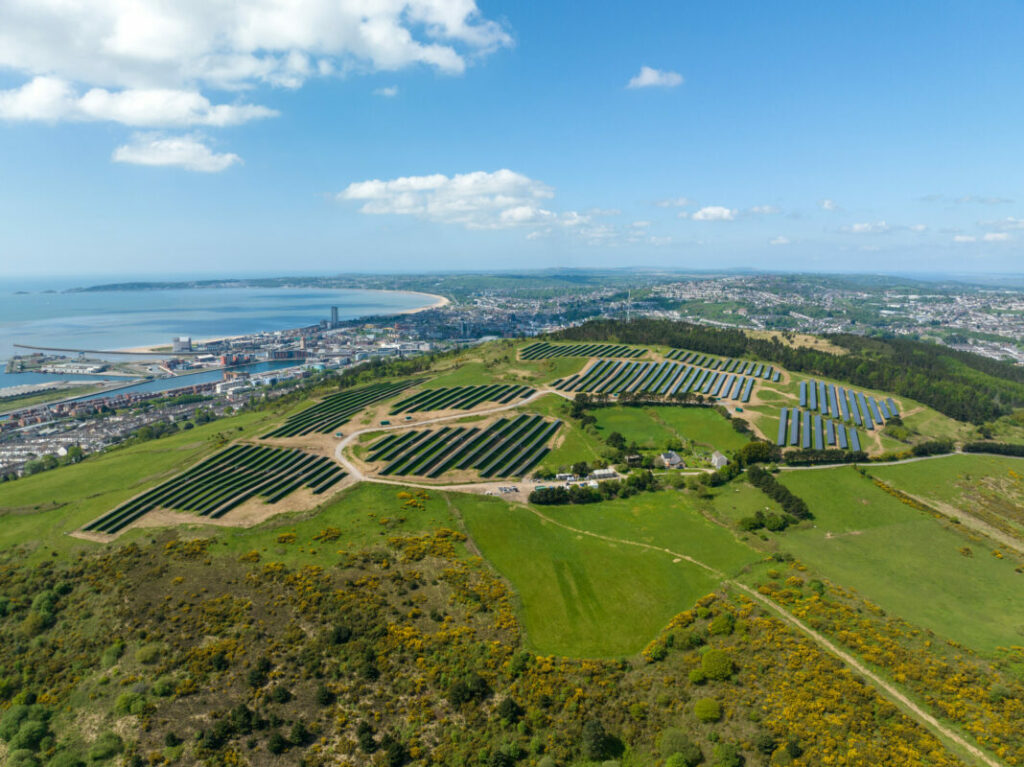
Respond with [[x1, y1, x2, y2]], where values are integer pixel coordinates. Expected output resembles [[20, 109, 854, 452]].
[[581, 719, 608, 760], [606, 431, 626, 450]]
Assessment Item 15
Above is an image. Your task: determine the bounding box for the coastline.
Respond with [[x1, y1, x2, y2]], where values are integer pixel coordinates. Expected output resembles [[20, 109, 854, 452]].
[[112, 289, 450, 354]]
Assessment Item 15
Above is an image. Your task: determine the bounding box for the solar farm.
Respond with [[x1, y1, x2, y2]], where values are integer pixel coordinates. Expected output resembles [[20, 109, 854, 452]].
[[264, 379, 422, 438], [84, 444, 346, 535], [551, 358, 762, 401], [520, 342, 645, 359], [365, 414, 561, 478], [776, 407, 864, 451], [389, 384, 534, 414], [798, 379, 899, 430]]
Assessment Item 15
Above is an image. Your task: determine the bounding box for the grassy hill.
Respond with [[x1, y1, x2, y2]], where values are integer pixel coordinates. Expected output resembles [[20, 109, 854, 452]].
[[2, 333, 1024, 766]]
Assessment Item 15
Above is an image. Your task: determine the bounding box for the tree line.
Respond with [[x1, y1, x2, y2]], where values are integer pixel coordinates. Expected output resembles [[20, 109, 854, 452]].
[[550, 318, 1024, 423]]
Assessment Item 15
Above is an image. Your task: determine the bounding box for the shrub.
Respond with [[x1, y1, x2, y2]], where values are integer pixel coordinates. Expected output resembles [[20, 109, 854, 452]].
[[269, 685, 291, 704], [712, 742, 744, 766], [688, 668, 706, 685], [87, 732, 123, 762], [659, 728, 703, 766], [694, 698, 722, 723], [134, 643, 162, 665], [581, 719, 608, 760], [708, 613, 735, 636], [701, 649, 736, 681], [10, 720, 49, 750], [100, 642, 124, 668], [46, 752, 85, 767], [266, 732, 288, 754]]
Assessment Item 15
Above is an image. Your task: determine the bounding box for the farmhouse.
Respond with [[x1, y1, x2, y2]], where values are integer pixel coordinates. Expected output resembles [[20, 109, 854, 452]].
[[657, 450, 684, 469], [711, 451, 730, 469], [590, 468, 617, 480]]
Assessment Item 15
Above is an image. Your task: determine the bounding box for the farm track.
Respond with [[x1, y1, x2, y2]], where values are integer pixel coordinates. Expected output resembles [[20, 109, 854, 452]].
[[509, 502, 1005, 767]]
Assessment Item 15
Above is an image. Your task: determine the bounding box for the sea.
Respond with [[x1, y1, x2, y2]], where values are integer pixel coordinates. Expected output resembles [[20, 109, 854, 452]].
[[0, 275, 437, 394]]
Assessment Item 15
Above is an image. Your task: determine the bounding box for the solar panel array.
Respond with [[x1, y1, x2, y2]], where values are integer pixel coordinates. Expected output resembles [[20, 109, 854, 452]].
[[664, 350, 777, 382], [520, 342, 645, 360], [777, 407, 863, 452], [389, 384, 533, 414], [84, 445, 346, 534], [366, 415, 560, 478], [551, 359, 755, 401], [265, 379, 423, 438], [798, 380, 898, 431]]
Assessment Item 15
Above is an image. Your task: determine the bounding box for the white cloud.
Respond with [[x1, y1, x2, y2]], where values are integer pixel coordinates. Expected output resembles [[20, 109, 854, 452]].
[[374, 86, 399, 97], [841, 221, 890, 234], [0, 2, 510, 91], [769, 236, 790, 246], [112, 134, 241, 172], [983, 232, 1010, 242], [339, 169, 557, 230], [627, 66, 684, 89], [656, 197, 694, 208], [980, 216, 1024, 231], [820, 199, 839, 211], [923, 194, 1013, 205], [631, 220, 651, 228], [750, 205, 781, 215], [0, 77, 276, 126], [691, 206, 736, 221], [909, 224, 927, 232], [0, 1, 509, 130], [953, 235, 976, 243]]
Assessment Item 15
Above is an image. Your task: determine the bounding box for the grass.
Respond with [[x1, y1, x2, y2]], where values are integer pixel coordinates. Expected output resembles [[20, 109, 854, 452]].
[[767, 465, 1024, 653], [545, 489, 760, 576], [871, 453, 1024, 540], [453, 491, 721, 657], [199, 482, 461, 568], [0, 409, 283, 561], [592, 406, 751, 454]]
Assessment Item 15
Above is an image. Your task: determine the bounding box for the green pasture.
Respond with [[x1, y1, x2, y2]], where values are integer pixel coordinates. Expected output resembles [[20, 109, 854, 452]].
[[453, 492, 721, 657], [592, 406, 751, 454], [768, 465, 1024, 653]]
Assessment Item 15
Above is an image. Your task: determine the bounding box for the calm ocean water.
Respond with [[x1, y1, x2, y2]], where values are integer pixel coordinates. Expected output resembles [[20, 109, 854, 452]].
[[0, 276, 436, 389]]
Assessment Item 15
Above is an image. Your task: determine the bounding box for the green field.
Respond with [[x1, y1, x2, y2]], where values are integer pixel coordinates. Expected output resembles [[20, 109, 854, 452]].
[[872, 453, 1024, 540], [770, 465, 1024, 653], [454, 492, 722, 656], [592, 406, 751, 454]]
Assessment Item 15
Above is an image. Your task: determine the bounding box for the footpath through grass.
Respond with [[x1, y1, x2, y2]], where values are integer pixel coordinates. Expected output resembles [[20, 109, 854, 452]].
[[773, 465, 1024, 654], [452, 489, 751, 657]]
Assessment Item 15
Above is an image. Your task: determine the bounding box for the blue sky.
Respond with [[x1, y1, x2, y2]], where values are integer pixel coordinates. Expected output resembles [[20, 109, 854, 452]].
[[1, 0, 1023, 276]]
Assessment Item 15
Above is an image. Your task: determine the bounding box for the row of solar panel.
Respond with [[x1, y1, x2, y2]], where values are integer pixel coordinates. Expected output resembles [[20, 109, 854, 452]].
[[776, 407, 863, 452], [798, 380, 899, 430], [552, 359, 755, 401], [664, 350, 781, 382]]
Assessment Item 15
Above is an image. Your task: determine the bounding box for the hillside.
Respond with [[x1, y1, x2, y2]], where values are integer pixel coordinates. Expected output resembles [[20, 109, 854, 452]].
[[1, 334, 1023, 767]]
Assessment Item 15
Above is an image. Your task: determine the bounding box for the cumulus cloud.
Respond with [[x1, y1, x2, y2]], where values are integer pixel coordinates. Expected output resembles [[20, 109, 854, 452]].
[[112, 134, 241, 172], [0, 2, 511, 93], [819, 199, 839, 211], [769, 236, 790, 246], [691, 206, 736, 221], [953, 235, 976, 243], [627, 66, 684, 89], [983, 232, 1010, 242], [339, 169, 559, 230], [374, 86, 399, 97], [749, 205, 781, 215], [841, 221, 890, 234], [0, 77, 276, 126], [0, 0, 510, 160]]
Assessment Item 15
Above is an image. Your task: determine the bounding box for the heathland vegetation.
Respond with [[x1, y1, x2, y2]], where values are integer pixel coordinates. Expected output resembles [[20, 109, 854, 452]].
[[2, 330, 1024, 766]]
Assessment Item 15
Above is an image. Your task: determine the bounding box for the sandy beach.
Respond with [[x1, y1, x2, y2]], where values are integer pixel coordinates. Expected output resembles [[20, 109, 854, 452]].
[[113, 289, 450, 354]]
